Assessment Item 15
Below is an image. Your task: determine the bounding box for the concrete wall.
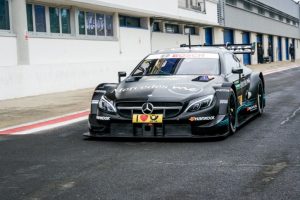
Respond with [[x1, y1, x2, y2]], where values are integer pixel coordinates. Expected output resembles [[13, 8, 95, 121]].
[[224, 6, 300, 39], [213, 27, 224, 44], [273, 36, 278, 62], [263, 34, 268, 58], [0, 27, 151, 100], [257, 0, 299, 18], [282, 37, 287, 61], [151, 32, 201, 52], [80, 0, 219, 25], [296, 39, 300, 59], [234, 30, 243, 62], [0, 36, 18, 67], [28, 28, 150, 65]]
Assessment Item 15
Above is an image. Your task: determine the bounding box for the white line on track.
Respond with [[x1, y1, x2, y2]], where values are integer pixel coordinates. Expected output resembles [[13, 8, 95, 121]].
[[281, 106, 300, 125]]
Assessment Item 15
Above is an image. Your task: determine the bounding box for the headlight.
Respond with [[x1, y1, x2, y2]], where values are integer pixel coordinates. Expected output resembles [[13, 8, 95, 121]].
[[186, 95, 214, 112], [98, 95, 116, 113]]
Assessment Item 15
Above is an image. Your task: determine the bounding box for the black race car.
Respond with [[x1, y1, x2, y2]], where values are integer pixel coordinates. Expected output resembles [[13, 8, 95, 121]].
[[85, 44, 265, 139]]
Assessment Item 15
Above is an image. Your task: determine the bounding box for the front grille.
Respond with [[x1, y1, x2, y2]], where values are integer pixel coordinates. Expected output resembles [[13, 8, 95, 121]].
[[116, 102, 183, 119]]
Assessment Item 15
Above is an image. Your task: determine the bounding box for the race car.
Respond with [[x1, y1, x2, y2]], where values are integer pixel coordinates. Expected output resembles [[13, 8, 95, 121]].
[[84, 43, 265, 139]]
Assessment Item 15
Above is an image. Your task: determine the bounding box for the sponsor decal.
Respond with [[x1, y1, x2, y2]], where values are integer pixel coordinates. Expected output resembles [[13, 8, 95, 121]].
[[168, 83, 203, 96], [132, 114, 163, 123], [220, 100, 228, 104], [189, 116, 215, 122], [146, 77, 180, 81], [94, 90, 106, 93], [234, 78, 250, 90], [96, 116, 111, 121], [146, 53, 219, 60], [91, 100, 99, 104], [247, 105, 258, 112], [238, 95, 243, 105], [118, 83, 203, 96], [240, 78, 250, 88], [216, 89, 231, 92], [118, 85, 167, 93]]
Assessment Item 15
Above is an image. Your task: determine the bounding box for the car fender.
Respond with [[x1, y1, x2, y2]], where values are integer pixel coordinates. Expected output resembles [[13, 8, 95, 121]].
[[248, 72, 264, 101], [214, 84, 234, 115]]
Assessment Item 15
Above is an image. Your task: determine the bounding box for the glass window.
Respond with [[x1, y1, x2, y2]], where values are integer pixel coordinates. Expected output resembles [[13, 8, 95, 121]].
[[177, 58, 219, 75], [61, 8, 70, 34], [96, 13, 105, 36], [279, 16, 283, 21], [105, 15, 113, 36], [132, 56, 220, 76], [86, 12, 95, 35], [26, 4, 33, 32], [243, 2, 252, 11], [0, 0, 10, 30], [226, 0, 237, 6], [258, 7, 265, 15], [49, 7, 60, 33], [119, 15, 140, 28], [185, 26, 196, 35], [119, 15, 126, 27], [35, 5, 46, 32], [224, 53, 239, 74], [126, 16, 140, 28], [153, 22, 160, 32], [78, 11, 85, 35], [269, 12, 275, 18], [286, 18, 290, 24], [79, 11, 114, 37], [165, 24, 179, 33]]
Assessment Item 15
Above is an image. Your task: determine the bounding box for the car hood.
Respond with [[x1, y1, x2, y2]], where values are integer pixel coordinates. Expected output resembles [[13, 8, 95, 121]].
[[106, 75, 224, 102]]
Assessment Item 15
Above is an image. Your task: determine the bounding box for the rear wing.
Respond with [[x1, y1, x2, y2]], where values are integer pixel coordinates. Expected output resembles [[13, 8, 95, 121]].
[[180, 43, 256, 55]]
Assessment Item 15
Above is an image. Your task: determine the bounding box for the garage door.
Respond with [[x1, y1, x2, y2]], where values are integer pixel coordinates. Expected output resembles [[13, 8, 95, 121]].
[[242, 32, 251, 65]]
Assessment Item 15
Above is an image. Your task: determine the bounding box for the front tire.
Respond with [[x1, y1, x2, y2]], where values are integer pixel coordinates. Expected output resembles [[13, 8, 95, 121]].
[[257, 80, 264, 116], [228, 92, 237, 134]]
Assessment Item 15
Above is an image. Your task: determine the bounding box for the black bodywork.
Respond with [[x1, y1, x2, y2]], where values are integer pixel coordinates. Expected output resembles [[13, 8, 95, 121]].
[[85, 47, 265, 139]]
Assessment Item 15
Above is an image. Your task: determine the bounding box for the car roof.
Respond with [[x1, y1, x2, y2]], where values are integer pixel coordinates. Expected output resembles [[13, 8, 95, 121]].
[[152, 47, 229, 55]]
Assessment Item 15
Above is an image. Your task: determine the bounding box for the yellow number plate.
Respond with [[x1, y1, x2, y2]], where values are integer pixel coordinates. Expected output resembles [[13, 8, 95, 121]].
[[132, 114, 163, 124]]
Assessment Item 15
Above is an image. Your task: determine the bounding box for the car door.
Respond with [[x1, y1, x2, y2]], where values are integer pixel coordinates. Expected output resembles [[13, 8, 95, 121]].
[[224, 53, 249, 107], [233, 55, 252, 106]]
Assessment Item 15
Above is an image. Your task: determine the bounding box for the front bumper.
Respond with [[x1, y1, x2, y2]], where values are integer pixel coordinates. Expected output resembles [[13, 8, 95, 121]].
[[86, 113, 230, 138]]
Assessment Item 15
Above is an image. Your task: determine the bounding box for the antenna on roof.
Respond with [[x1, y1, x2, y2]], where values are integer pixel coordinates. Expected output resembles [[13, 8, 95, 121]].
[[184, 27, 191, 49]]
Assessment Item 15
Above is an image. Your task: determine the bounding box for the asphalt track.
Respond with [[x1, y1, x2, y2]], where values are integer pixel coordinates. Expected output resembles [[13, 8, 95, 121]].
[[0, 68, 300, 200]]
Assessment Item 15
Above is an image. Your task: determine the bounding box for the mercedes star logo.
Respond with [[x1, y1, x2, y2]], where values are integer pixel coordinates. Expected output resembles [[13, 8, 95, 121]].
[[142, 103, 154, 114]]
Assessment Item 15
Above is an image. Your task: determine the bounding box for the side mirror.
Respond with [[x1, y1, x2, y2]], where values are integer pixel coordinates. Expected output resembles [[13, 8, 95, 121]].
[[232, 68, 243, 74], [118, 71, 127, 83]]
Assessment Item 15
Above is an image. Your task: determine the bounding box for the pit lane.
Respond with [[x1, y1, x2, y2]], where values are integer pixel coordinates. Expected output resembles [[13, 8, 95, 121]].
[[0, 67, 300, 200]]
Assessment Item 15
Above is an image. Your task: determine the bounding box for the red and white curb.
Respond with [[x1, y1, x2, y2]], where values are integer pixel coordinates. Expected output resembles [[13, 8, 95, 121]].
[[0, 110, 89, 135], [0, 65, 299, 136]]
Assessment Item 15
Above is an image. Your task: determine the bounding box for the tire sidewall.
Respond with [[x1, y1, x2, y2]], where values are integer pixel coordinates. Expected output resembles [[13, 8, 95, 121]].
[[228, 92, 237, 134], [257, 81, 264, 115]]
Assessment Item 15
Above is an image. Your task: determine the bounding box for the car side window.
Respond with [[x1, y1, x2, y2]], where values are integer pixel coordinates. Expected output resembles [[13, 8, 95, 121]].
[[224, 53, 239, 75]]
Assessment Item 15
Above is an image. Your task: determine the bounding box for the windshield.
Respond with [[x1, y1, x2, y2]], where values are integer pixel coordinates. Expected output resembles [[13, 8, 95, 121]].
[[132, 53, 220, 76]]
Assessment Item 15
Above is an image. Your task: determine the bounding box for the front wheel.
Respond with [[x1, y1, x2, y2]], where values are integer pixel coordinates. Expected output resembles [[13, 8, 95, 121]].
[[228, 92, 237, 134], [257, 80, 264, 116]]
